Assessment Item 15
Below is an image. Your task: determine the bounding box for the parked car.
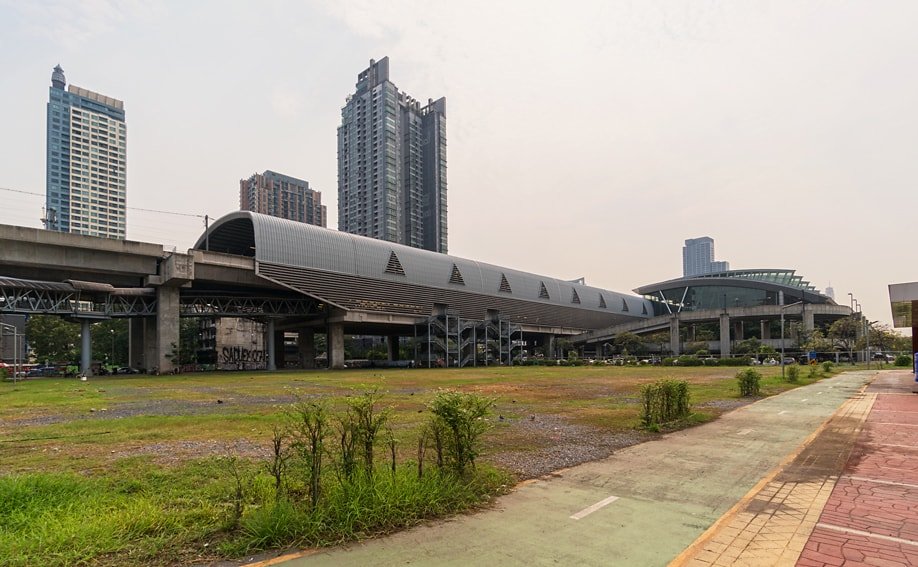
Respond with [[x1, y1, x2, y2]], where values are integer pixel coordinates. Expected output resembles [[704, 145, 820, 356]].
[[782, 357, 796, 365], [763, 358, 778, 366], [115, 367, 141, 375], [749, 358, 762, 365]]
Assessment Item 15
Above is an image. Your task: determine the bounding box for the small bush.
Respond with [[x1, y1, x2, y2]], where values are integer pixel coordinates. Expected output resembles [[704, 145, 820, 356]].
[[737, 369, 761, 397], [640, 379, 690, 428], [821, 361, 833, 373], [894, 354, 913, 367], [785, 365, 800, 383], [676, 356, 703, 366], [807, 364, 820, 379], [426, 390, 494, 475]]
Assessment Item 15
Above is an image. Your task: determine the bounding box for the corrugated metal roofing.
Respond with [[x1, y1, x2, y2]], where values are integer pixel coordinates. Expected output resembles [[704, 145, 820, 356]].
[[195, 212, 653, 320]]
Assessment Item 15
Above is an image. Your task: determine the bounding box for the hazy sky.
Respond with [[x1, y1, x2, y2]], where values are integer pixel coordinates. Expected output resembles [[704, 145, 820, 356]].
[[1, 1, 915, 328]]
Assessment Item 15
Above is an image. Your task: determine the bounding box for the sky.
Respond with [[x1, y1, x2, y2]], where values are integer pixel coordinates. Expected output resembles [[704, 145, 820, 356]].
[[0, 0, 916, 329]]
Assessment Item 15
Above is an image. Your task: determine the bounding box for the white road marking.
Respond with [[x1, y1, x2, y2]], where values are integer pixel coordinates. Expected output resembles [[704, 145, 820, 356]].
[[737, 429, 753, 436], [816, 523, 918, 548], [817, 392, 823, 395], [570, 495, 619, 520], [778, 410, 788, 415], [801, 399, 808, 403]]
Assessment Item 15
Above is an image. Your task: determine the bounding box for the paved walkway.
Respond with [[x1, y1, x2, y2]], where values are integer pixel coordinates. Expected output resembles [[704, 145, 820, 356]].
[[265, 370, 878, 566], [675, 370, 918, 567]]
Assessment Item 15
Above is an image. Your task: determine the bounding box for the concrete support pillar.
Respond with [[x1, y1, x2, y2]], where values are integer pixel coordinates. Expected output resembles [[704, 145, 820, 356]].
[[274, 330, 285, 370], [733, 320, 744, 341], [545, 335, 556, 359], [143, 317, 157, 372], [760, 320, 770, 340], [297, 329, 315, 369], [803, 305, 815, 331], [719, 313, 731, 357], [156, 286, 180, 373], [669, 315, 681, 356], [266, 319, 276, 371], [129, 318, 145, 369], [328, 322, 345, 370], [387, 335, 400, 361], [80, 319, 92, 376]]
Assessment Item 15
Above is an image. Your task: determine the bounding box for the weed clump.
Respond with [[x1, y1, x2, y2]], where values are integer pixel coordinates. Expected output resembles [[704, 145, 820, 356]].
[[640, 379, 690, 428], [737, 369, 761, 397], [785, 365, 800, 383]]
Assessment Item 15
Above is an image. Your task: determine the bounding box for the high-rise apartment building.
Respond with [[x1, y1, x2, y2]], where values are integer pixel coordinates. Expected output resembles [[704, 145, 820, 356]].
[[683, 237, 730, 277], [240, 171, 326, 227], [338, 57, 447, 253], [45, 65, 127, 239]]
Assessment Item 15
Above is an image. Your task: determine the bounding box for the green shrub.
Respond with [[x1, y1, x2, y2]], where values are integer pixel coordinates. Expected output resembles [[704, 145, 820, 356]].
[[640, 379, 691, 428], [821, 361, 833, 373], [675, 355, 703, 366], [894, 354, 913, 367], [737, 369, 761, 397], [426, 390, 494, 475], [785, 365, 800, 383], [808, 364, 820, 379]]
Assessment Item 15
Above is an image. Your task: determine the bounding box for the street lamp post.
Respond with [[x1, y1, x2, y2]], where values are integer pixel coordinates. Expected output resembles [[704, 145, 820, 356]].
[[110, 329, 115, 368], [780, 300, 804, 380]]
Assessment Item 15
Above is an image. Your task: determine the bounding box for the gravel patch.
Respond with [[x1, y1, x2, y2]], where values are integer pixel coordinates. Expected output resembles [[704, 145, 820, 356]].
[[486, 413, 653, 480]]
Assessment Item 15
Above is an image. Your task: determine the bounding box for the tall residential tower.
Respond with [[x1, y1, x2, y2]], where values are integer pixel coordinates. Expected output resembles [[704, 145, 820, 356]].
[[240, 171, 326, 227], [337, 57, 447, 253], [45, 65, 127, 239], [682, 237, 730, 277]]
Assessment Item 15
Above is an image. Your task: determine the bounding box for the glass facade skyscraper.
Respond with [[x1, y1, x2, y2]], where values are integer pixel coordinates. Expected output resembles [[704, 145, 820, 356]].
[[337, 57, 447, 253], [46, 65, 127, 239], [682, 237, 730, 277]]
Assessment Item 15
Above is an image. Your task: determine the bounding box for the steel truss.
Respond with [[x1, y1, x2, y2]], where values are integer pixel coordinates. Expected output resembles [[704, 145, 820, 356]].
[[179, 295, 318, 318]]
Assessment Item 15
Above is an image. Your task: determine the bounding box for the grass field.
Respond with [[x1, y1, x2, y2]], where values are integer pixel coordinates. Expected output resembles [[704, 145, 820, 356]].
[[0, 364, 836, 565]]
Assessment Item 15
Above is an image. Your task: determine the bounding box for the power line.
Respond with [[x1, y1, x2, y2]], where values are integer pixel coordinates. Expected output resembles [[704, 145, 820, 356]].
[[0, 186, 209, 219]]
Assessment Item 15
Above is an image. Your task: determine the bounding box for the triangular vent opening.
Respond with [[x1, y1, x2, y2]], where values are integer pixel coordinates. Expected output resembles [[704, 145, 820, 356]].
[[449, 263, 465, 285], [499, 273, 512, 294], [642, 303, 648, 315], [571, 289, 581, 304], [539, 282, 550, 300], [621, 298, 629, 312], [598, 294, 607, 309], [385, 251, 406, 276]]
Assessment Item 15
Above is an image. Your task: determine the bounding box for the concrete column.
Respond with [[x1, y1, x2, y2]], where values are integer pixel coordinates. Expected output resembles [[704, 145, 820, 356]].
[[733, 320, 744, 341], [297, 329, 315, 369], [803, 305, 815, 331], [143, 317, 157, 372], [760, 320, 770, 340], [156, 286, 180, 373], [129, 318, 145, 369], [274, 330, 285, 370], [328, 322, 345, 370], [80, 319, 92, 376], [669, 315, 681, 356], [719, 313, 731, 357], [387, 335, 400, 361], [545, 335, 556, 359], [266, 319, 276, 371]]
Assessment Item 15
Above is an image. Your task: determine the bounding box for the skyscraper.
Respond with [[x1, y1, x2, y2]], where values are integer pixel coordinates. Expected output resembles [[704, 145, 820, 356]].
[[683, 237, 730, 277], [45, 65, 127, 239], [240, 170, 326, 227], [338, 57, 447, 253]]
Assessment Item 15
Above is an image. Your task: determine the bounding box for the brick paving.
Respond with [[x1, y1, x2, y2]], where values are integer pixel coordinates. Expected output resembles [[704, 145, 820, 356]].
[[675, 370, 918, 567]]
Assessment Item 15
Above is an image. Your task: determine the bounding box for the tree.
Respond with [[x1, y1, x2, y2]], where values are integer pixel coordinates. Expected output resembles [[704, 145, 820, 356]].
[[644, 331, 671, 356], [828, 316, 859, 363], [25, 315, 79, 363], [90, 319, 129, 366], [613, 332, 646, 356], [734, 338, 763, 355]]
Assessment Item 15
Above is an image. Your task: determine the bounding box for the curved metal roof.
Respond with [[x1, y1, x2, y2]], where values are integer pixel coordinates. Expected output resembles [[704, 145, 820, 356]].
[[195, 212, 651, 318], [635, 269, 835, 305]]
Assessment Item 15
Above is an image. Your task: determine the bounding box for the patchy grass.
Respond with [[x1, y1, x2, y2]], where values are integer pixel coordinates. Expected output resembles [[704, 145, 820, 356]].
[[0, 364, 839, 565]]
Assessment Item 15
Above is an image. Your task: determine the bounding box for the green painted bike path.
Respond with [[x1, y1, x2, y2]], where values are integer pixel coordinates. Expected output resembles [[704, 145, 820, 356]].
[[280, 371, 874, 567]]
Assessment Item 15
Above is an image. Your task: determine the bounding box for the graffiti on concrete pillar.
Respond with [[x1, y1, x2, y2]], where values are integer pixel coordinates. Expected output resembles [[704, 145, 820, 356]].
[[221, 346, 265, 364]]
